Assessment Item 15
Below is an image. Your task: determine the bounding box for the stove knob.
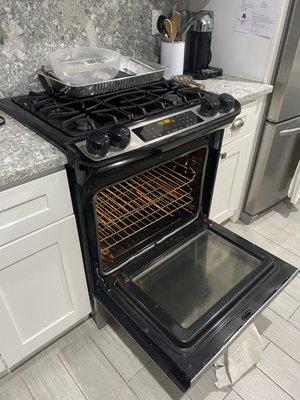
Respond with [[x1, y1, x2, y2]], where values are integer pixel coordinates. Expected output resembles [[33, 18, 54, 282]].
[[86, 132, 110, 157], [198, 96, 220, 117], [219, 93, 235, 113], [110, 125, 131, 150]]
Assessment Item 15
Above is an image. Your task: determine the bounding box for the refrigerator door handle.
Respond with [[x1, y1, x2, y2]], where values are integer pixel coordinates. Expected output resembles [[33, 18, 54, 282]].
[[279, 127, 300, 137]]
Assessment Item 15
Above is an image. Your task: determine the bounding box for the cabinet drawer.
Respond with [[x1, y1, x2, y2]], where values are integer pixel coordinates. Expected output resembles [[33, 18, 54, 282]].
[[223, 101, 258, 145], [0, 170, 73, 246]]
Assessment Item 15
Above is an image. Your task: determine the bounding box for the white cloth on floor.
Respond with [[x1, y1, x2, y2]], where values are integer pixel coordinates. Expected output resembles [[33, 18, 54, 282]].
[[214, 323, 263, 388], [288, 161, 300, 204]]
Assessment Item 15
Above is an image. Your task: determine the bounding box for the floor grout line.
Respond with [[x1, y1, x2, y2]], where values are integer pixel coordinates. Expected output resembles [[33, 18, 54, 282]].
[[247, 223, 300, 259], [266, 303, 300, 323], [231, 388, 246, 400], [83, 332, 130, 385], [19, 375, 36, 400], [256, 318, 300, 364], [288, 304, 300, 321], [257, 361, 297, 400], [55, 350, 90, 400], [283, 290, 300, 303]]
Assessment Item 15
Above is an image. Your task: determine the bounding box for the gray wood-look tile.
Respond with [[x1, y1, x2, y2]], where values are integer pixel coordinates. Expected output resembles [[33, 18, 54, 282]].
[[233, 366, 293, 400], [268, 291, 299, 320], [0, 377, 33, 400], [58, 334, 138, 400], [0, 370, 21, 393], [84, 318, 149, 382], [271, 213, 300, 239], [188, 368, 230, 400], [128, 362, 189, 400], [258, 343, 300, 400], [289, 306, 300, 330], [255, 308, 300, 362], [224, 391, 243, 400], [21, 352, 86, 400], [44, 322, 88, 355], [269, 245, 300, 269], [224, 222, 278, 253], [228, 219, 300, 270], [284, 275, 300, 301], [250, 220, 290, 245], [281, 235, 300, 257]]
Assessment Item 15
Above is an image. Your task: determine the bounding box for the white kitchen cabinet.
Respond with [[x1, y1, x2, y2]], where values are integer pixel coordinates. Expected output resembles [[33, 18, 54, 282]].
[[0, 170, 73, 247], [210, 100, 263, 224], [0, 214, 91, 369], [210, 133, 253, 223]]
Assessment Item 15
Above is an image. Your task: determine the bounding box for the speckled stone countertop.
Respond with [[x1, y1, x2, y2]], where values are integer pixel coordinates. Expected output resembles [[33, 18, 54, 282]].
[[0, 111, 67, 190], [200, 75, 273, 105]]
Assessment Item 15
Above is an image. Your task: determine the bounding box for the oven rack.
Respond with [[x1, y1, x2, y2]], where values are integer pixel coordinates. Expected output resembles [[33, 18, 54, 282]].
[[94, 161, 196, 261]]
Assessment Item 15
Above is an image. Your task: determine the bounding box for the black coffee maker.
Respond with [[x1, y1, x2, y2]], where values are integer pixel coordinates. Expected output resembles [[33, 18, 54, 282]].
[[184, 11, 223, 80]]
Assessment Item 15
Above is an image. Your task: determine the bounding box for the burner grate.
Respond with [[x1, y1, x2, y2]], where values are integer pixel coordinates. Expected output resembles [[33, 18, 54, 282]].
[[12, 80, 209, 140]]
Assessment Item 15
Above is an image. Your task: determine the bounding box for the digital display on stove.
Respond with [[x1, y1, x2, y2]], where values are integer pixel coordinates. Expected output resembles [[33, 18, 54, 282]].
[[157, 118, 174, 126], [133, 111, 203, 142]]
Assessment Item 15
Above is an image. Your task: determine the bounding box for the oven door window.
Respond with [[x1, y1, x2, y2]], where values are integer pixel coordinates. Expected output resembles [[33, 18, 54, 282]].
[[96, 221, 297, 392], [133, 230, 260, 329]]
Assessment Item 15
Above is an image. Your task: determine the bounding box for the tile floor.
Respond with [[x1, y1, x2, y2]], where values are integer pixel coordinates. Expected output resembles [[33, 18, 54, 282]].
[[0, 202, 299, 400]]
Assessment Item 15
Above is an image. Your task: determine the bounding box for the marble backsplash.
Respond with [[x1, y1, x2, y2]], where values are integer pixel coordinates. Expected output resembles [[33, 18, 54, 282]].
[[0, 0, 187, 96]]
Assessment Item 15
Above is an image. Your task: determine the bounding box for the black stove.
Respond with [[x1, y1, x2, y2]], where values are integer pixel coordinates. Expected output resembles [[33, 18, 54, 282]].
[[0, 79, 238, 164]]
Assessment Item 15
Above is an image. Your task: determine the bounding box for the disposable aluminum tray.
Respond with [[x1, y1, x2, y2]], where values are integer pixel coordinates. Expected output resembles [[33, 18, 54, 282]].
[[38, 56, 168, 98]]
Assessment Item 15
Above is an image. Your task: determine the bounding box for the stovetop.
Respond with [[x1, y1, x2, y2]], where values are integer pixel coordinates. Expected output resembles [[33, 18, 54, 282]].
[[0, 80, 239, 163]]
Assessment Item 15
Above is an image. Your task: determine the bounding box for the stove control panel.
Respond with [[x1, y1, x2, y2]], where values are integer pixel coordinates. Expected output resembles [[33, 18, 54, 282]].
[[132, 111, 203, 142]]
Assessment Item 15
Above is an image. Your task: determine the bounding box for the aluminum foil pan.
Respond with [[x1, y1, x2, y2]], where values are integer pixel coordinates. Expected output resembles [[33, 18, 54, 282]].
[[38, 56, 168, 98]]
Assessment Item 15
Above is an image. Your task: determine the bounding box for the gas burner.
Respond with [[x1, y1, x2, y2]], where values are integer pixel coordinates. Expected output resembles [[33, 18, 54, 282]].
[[162, 93, 183, 106], [7, 80, 237, 159], [63, 115, 96, 135]]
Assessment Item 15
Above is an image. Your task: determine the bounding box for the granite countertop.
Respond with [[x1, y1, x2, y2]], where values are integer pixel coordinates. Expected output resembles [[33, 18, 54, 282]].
[[201, 75, 273, 105], [0, 75, 272, 191], [0, 111, 67, 190]]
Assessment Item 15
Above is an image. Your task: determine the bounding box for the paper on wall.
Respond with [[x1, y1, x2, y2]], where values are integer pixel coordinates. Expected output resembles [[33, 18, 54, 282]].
[[234, 0, 280, 38]]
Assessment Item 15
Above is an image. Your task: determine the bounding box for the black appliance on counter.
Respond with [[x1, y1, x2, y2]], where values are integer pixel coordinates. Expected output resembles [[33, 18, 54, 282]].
[[184, 11, 223, 80], [0, 80, 296, 391]]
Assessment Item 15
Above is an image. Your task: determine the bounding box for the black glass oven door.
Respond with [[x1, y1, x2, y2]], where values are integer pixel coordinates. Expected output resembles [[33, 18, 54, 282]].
[[95, 220, 297, 392]]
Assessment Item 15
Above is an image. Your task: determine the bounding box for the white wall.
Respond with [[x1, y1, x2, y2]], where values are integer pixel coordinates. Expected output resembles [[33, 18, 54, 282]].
[[189, 0, 289, 83]]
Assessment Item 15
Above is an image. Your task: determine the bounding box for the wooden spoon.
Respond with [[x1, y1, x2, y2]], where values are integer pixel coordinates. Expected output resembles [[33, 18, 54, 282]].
[[164, 19, 174, 42], [171, 11, 181, 41]]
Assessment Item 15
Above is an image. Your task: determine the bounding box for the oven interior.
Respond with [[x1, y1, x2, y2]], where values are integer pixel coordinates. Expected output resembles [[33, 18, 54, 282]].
[[93, 147, 208, 271]]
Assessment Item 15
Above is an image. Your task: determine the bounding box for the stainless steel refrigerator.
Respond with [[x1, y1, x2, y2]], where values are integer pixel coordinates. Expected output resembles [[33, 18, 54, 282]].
[[241, 0, 300, 223]]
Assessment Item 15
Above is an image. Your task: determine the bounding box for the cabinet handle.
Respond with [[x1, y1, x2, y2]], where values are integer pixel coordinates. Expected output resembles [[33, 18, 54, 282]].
[[220, 152, 227, 159], [231, 118, 244, 131]]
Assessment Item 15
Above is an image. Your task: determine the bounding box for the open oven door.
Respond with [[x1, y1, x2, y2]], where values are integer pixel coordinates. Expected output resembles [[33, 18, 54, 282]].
[[95, 218, 297, 392]]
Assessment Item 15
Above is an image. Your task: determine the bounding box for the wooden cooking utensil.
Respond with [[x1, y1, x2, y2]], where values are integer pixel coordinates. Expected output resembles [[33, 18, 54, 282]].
[[171, 10, 181, 41], [164, 19, 174, 42]]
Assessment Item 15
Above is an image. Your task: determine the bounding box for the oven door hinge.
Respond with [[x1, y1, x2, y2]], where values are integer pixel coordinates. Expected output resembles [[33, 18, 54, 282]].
[[204, 217, 213, 228], [96, 272, 110, 292], [117, 273, 130, 285]]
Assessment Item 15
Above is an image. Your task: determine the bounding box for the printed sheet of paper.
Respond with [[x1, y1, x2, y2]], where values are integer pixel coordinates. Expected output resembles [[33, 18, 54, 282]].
[[235, 0, 280, 38]]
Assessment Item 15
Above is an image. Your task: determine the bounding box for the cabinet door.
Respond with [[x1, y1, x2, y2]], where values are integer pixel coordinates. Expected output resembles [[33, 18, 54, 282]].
[[0, 216, 91, 368], [210, 134, 252, 223]]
